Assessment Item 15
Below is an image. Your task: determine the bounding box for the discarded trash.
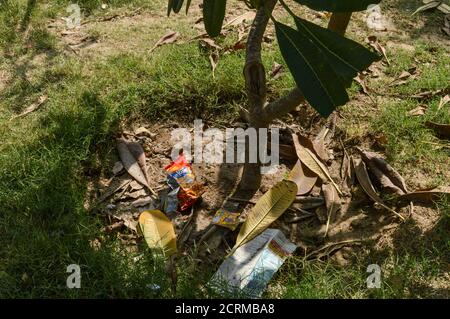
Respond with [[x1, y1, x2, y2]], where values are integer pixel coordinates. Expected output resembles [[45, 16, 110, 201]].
[[212, 202, 240, 230], [138, 210, 177, 257], [162, 187, 180, 215], [146, 283, 161, 291], [210, 229, 296, 298], [164, 151, 204, 213]]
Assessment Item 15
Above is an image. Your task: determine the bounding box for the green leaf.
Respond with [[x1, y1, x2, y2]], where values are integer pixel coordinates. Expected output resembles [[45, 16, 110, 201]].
[[203, 0, 227, 37], [186, 0, 192, 14], [172, 0, 184, 13], [294, 16, 381, 87], [167, 0, 173, 16], [275, 21, 349, 117], [293, 0, 382, 12]]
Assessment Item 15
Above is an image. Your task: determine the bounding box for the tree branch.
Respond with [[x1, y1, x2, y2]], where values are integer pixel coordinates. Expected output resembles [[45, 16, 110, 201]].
[[262, 12, 353, 122], [244, 0, 278, 126]]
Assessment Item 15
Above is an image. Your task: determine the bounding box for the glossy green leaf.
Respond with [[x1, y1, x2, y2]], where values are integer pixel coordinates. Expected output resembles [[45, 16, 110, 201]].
[[186, 0, 192, 14], [172, 0, 184, 13], [275, 21, 349, 117], [167, 0, 173, 16], [293, 0, 382, 12], [294, 16, 381, 87], [203, 0, 227, 37]]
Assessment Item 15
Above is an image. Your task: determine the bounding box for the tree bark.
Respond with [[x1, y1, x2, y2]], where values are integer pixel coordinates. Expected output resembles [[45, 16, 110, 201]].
[[240, 5, 352, 190], [240, 0, 278, 190]]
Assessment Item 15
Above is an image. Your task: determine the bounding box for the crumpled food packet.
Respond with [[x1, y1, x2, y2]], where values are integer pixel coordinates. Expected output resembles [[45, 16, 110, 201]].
[[164, 152, 204, 212]]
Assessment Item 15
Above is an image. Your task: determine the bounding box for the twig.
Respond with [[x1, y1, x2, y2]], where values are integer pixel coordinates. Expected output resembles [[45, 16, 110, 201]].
[[303, 239, 363, 260], [287, 214, 314, 224], [90, 179, 131, 211]]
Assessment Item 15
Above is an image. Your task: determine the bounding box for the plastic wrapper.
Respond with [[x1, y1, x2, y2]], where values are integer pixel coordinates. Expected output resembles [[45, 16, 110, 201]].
[[212, 203, 240, 230], [209, 229, 296, 298], [164, 152, 203, 212]]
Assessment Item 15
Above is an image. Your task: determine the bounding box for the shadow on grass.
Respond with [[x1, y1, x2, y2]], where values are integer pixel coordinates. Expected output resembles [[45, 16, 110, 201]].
[[0, 90, 176, 298], [387, 0, 450, 42]]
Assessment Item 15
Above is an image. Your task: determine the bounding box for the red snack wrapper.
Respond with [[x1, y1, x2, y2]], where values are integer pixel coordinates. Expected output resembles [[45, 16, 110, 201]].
[[164, 153, 203, 212]]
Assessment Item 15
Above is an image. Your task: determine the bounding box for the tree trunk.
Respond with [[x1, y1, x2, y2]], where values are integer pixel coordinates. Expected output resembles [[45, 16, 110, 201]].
[[240, 2, 352, 191]]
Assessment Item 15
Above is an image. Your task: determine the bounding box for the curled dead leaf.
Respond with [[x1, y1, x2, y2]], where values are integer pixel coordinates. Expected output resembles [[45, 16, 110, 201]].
[[357, 148, 408, 195], [150, 31, 179, 53], [292, 133, 342, 196], [353, 158, 404, 220], [288, 160, 318, 195], [367, 36, 389, 65], [116, 137, 156, 196], [407, 105, 427, 116]]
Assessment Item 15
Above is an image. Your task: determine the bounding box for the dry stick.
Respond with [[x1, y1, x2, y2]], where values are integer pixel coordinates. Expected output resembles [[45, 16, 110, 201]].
[[304, 239, 362, 261], [90, 179, 131, 211], [178, 208, 195, 249], [287, 214, 314, 224]]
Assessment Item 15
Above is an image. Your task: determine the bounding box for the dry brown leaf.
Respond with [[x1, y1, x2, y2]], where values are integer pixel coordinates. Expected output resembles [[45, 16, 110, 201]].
[[150, 31, 179, 53], [10, 95, 48, 120], [437, 3, 450, 14], [357, 148, 409, 195], [442, 14, 450, 36], [224, 11, 256, 28], [408, 105, 427, 116], [135, 126, 152, 136], [354, 74, 368, 93], [269, 62, 283, 80], [288, 160, 318, 195], [126, 189, 147, 199], [223, 40, 246, 54], [412, 0, 442, 15], [292, 133, 342, 196], [322, 183, 340, 237], [389, 69, 416, 87], [113, 212, 138, 232], [341, 152, 353, 190], [313, 128, 330, 162], [353, 158, 404, 220], [199, 38, 222, 50], [132, 197, 153, 207], [438, 94, 450, 111], [126, 140, 151, 184], [425, 121, 450, 138], [117, 137, 156, 196], [367, 36, 389, 65]]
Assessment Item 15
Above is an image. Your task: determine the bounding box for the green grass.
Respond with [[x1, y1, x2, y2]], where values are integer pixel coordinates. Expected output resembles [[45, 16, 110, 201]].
[[0, 0, 449, 298]]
